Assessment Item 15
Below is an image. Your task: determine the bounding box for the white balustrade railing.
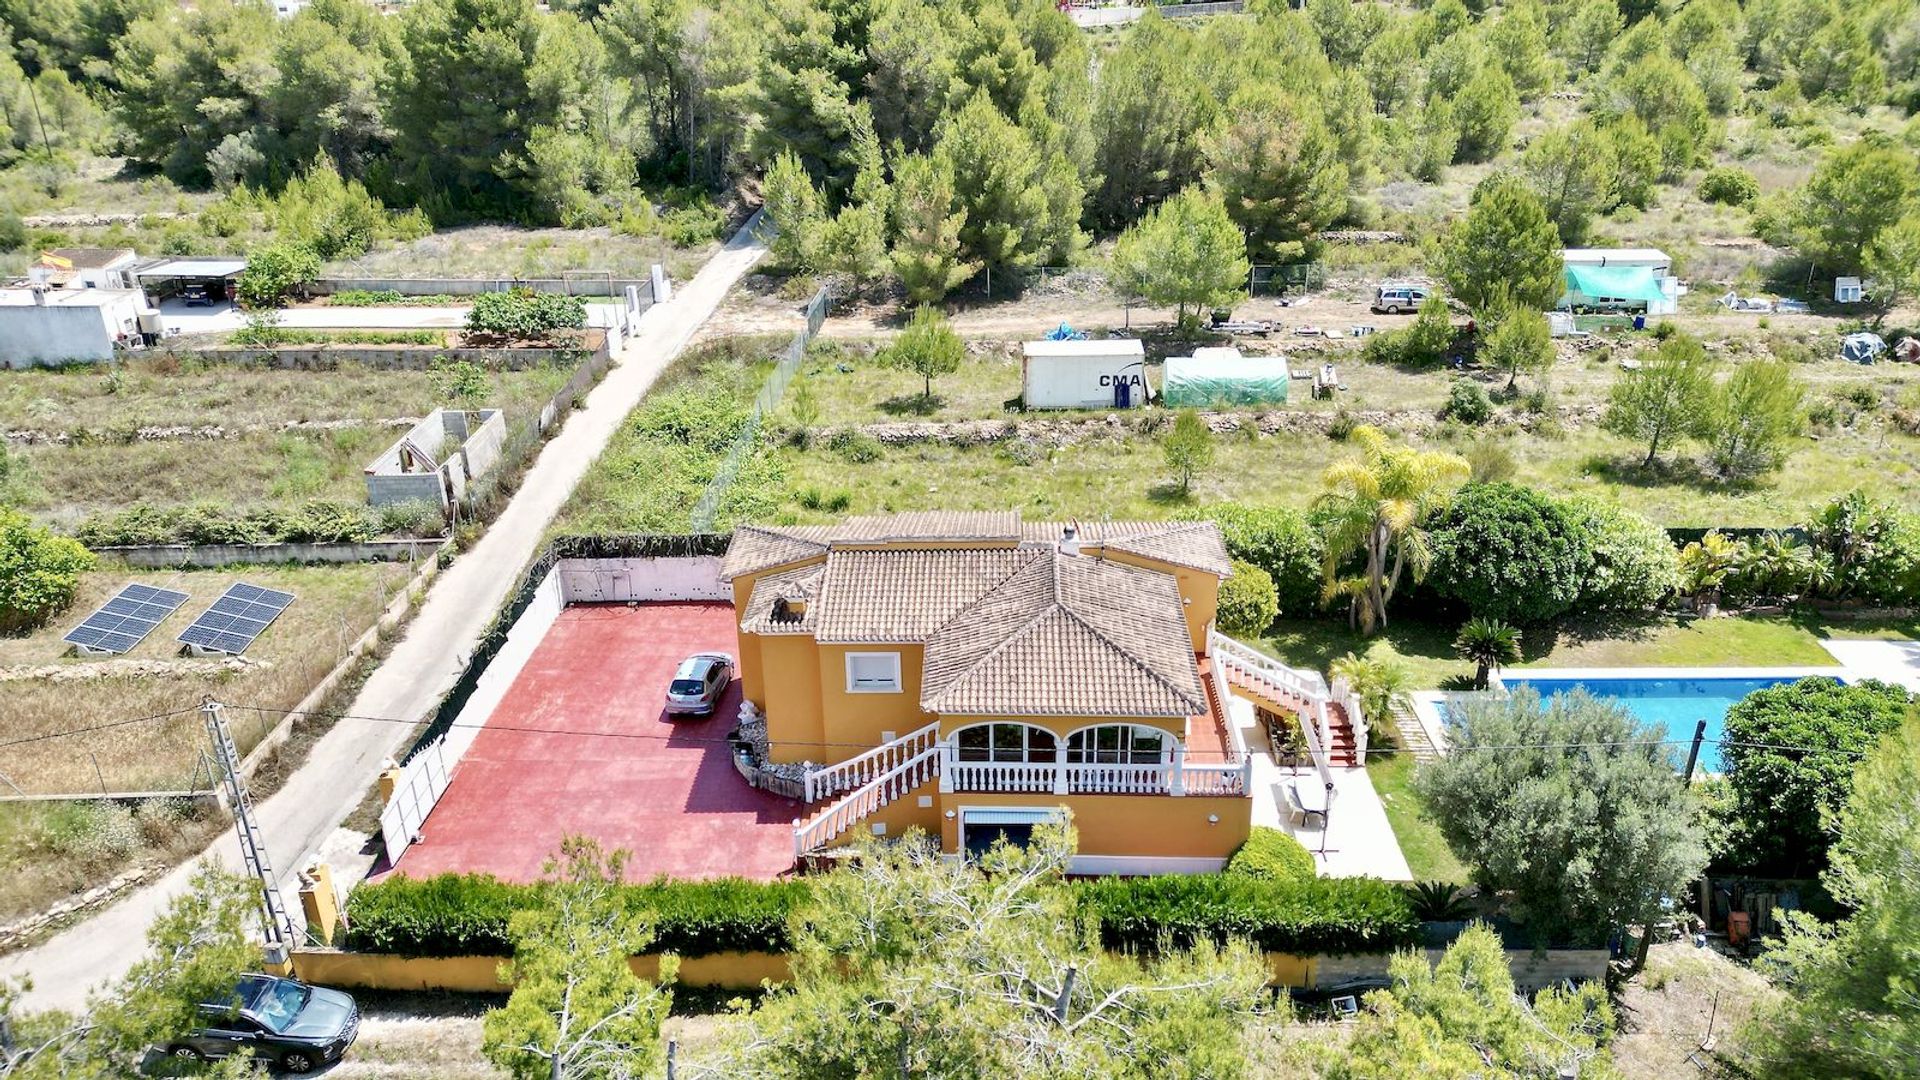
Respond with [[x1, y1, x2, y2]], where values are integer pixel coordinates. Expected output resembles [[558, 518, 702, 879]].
[[1179, 758, 1252, 797], [1208, 631, 1330, 703], [794, 743, 940, 855], [803, 720, 940, 803]]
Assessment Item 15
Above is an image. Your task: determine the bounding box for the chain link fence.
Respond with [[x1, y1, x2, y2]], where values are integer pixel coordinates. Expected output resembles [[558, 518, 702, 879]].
[[1249, 263, 1326, 297], [689, 285, 832, 532]]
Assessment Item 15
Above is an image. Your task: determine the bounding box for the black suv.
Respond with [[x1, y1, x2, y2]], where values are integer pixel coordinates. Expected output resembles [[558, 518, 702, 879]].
[[167, 974, 358, 1074]]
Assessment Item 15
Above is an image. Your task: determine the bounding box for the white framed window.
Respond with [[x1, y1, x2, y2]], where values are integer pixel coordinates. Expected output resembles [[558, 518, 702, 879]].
[[845, 651, 903, 693]]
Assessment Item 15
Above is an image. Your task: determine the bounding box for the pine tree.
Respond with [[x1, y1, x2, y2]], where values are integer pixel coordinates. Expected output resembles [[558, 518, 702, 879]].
[[1434, 173, 1563, 315], [889, 152, 979, 304], [1203, 86, 1346, 263], [761, 148, 824, 271]]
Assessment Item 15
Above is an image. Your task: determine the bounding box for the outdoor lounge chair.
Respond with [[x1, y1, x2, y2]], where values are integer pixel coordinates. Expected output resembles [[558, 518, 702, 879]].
[[1285, 783, 1327, 829]]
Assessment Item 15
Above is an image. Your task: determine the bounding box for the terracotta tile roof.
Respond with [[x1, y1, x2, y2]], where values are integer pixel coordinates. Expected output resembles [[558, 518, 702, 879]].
[[1024, 520, 1233, 576], [738, 564, 825, 635], [720, 524, 834, 580], [814, 548, 1041, 643], [833, 511, 1021, 543], [47, 247, 136, 269], [921, 554, 1206, 717]]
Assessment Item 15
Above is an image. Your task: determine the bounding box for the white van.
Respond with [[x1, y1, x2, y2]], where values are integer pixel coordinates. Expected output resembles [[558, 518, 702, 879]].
[[1372, 283, 1431, 314]]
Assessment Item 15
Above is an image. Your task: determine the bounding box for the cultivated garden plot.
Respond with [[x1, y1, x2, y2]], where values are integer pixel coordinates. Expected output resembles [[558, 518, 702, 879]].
[[0, 562, 415, 797], [0, 357, 576, 533]]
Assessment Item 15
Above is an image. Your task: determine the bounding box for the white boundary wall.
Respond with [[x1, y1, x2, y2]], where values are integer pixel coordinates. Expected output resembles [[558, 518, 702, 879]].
[[559, 556, 728, 602]]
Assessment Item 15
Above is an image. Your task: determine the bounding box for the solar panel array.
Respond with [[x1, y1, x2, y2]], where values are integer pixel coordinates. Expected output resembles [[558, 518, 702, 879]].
[[62, 584, 191, 654], [177, 583, 297, 655]]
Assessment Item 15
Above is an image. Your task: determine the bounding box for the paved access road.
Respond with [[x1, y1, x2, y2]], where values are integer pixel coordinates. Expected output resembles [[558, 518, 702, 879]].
[[0, 215, 767, 1011]]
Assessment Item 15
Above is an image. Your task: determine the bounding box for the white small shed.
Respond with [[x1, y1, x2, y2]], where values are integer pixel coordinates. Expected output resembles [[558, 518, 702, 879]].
[[1835, 276, 1864, 303], [1020, 339, 1148, 409]]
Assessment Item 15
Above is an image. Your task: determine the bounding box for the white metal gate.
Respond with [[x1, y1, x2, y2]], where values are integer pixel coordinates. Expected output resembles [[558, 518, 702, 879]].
[[378, 739, 450, 868]]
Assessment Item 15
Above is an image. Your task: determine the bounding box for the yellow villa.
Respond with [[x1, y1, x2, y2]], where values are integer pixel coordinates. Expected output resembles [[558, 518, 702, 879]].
[[722, 511, 1363, 873]]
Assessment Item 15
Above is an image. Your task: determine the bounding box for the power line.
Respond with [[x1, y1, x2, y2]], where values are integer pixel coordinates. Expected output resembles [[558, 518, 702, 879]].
[[0, 705, 200, 750], [3, 702, 1881, 763]]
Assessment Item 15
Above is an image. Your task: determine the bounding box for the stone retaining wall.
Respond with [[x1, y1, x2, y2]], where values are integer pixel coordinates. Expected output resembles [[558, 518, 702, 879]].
[[154, 330, 607, 371]]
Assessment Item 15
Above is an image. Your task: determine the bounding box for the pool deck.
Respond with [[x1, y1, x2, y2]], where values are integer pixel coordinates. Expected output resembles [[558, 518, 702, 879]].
[[1820, 639, 1920, 692]]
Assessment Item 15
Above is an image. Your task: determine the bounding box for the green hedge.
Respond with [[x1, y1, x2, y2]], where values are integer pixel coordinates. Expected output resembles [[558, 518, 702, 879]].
[[342, 874, 811, 957], [343, 871, 1418, 960], [1076, 874, 1419, 956]]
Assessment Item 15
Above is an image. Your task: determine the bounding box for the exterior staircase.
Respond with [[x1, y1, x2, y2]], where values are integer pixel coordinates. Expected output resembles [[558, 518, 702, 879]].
[[1209, 631, 1365, 770], [792, 723, 941, 856]]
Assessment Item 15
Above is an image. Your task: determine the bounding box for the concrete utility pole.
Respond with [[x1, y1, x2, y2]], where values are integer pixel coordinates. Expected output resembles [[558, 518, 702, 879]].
[[201, 698, 294, 956]]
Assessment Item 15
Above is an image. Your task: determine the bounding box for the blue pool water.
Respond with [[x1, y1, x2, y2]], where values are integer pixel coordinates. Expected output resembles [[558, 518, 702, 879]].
[[1494, 676, 1822, 772]]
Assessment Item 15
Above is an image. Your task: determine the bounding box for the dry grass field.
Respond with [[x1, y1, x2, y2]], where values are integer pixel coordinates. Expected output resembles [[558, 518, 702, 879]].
[[0, 357, 576, 530], [0, 561, 416, 797]]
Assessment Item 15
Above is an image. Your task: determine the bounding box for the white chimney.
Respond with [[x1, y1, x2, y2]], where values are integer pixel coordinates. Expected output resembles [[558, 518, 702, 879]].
[[1059, 524, 1080, 556]]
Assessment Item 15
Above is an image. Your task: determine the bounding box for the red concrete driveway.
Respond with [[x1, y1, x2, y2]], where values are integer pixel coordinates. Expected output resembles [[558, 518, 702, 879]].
[[391, 602, 799, 883]]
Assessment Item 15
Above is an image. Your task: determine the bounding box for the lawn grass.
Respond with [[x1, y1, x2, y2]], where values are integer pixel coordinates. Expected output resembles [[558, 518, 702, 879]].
[[0, 561, 416, 796], [1257, 611, 1871, 690], [0, 357, 576, 529], [1366, 752, 1469, 885]]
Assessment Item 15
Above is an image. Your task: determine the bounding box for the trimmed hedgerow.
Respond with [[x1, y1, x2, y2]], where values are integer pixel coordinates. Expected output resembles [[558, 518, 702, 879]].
[[341, 871, 1419, 959], [342, 874, 813, 958], [1075, 874, 1418, 956]]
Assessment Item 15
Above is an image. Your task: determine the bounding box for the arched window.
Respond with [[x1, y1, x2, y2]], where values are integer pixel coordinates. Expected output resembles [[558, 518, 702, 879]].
[[954, 723, 1057, 763], [1066, 724, 1171, 765]]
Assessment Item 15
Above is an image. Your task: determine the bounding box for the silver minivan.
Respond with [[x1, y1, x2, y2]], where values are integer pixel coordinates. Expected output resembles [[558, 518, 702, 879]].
[[1372, 283, 1431, 314]]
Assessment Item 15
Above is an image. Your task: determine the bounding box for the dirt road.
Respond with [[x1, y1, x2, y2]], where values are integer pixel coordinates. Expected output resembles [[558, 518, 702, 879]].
[[0, 216, 769, 1011]]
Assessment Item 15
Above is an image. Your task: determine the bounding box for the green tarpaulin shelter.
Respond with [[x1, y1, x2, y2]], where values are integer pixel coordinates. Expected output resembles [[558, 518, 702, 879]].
[[1162, 349, 1290, 407], [1561, 264, 1665, 306]]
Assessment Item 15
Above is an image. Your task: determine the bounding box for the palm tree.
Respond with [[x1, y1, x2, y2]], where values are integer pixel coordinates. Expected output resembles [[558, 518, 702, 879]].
[[1316, 426, 1471, 633], [1329, 652, 1414, 736], [1454, 617, 1522, 691], [1678, 531, 1741, 614]]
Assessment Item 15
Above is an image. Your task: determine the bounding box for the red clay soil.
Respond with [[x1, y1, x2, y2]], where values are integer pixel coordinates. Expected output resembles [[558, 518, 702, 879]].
[[389, 602, 799, 883]]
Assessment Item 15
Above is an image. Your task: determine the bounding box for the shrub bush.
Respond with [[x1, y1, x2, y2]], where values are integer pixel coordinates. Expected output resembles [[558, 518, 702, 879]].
[[1217, 559, 1281, 637], [1225, 827, 1316, 882], [1077, 874, 1419, 955], [1443, 380, 1493, 424], [344, 872, 1420, 960], [1806, 489, 1920, 606], [235, 242, 321, 308], [1361, 294, 1455, 367], [1697, 166, 1760, 207], [827, 429, 884, 464], [1428, 483, 1591, 623], [466, 290, 588, 339], [1721, 677, 1915, 874], [75, 501, 391, 547], [1191, 504, 1323, 615], [1561, 497, 1680, 611], [0, 509, 96, 632], [629, 386, 751, 454], [329, 291, 460, 307]]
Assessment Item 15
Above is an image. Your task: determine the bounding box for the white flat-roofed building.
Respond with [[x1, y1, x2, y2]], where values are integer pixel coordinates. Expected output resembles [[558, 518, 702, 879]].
[[1020, 338, 1149, 409], [0, 287, 160, 366]]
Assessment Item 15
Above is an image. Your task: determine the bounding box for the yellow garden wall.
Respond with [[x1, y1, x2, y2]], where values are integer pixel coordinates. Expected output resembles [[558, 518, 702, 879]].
[[290, 950, 793, 992]]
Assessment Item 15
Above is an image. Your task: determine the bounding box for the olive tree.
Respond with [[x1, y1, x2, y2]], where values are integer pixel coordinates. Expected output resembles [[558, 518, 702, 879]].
[[697, 823, 1271, 1079], [1416, 689, 1708, 949]]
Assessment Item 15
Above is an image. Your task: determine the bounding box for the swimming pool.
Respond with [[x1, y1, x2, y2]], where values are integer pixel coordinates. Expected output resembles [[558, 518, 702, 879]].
[[1494, 674, 1837, 772]]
